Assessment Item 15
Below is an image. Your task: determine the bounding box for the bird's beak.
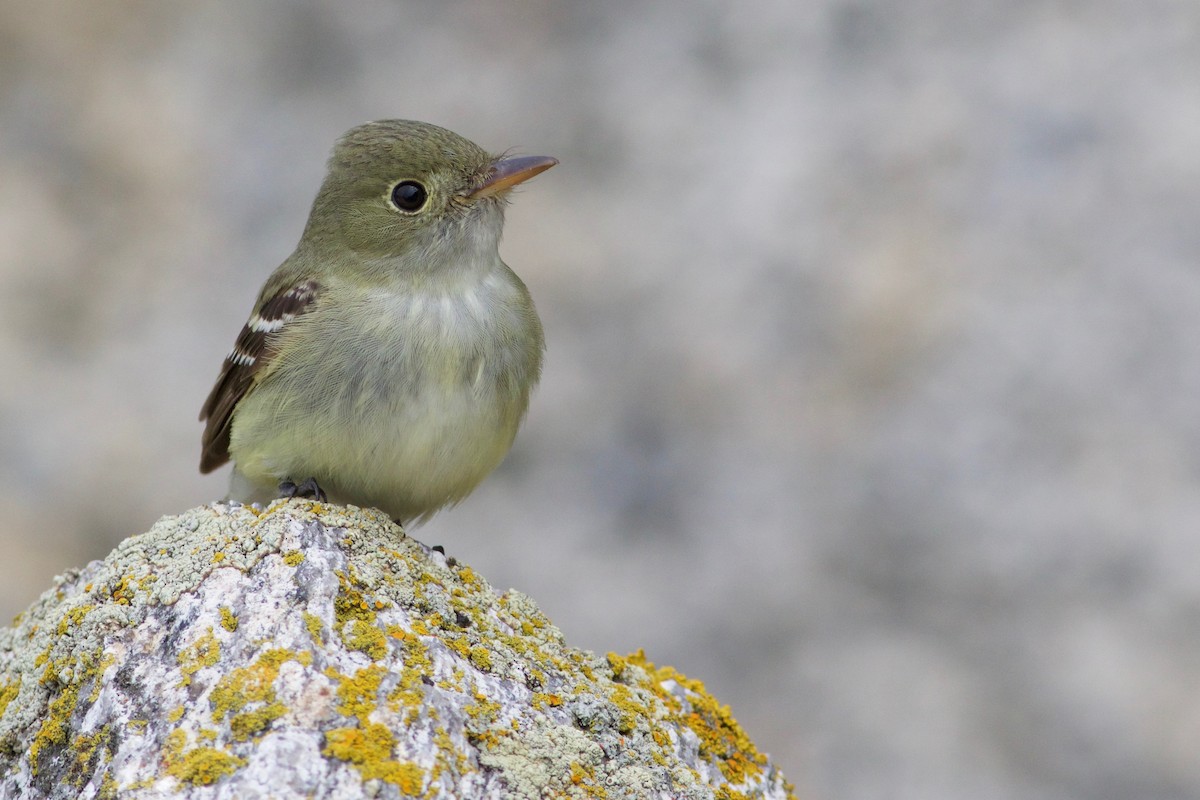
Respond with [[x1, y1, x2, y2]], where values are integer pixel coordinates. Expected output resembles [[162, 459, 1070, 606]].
[[468, 155, 558, 200]]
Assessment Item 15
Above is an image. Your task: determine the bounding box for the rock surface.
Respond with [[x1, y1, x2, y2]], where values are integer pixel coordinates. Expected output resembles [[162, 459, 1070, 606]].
[[0, 501, 793, 799]]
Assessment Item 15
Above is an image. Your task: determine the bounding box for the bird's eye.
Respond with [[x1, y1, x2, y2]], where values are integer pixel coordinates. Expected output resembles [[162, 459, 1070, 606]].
[[390, 180, 428, 212]]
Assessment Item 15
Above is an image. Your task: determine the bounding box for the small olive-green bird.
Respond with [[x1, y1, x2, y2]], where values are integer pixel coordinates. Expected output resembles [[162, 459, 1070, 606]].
[[199, 120, 556, 524]]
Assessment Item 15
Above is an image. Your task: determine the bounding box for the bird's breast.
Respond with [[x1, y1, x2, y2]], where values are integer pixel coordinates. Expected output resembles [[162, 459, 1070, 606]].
[[233, 268, 542, 519], [356, 274, 540, 399]]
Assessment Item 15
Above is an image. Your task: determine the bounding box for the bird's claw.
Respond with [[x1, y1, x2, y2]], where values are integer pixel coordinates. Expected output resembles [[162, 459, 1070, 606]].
[[279, 477, 327, 502]]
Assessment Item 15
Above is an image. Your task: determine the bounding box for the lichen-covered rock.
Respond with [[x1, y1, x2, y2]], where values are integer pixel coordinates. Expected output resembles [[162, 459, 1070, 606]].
[[0, 501, 794, 799]]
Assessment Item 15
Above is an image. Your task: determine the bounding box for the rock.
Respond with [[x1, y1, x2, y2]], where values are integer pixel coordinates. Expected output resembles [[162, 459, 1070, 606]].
[[0, 501, 794, 799]]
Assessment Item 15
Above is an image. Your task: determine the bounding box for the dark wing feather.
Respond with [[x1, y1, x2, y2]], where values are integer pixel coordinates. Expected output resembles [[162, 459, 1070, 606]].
[[198, 280, 320, 473]]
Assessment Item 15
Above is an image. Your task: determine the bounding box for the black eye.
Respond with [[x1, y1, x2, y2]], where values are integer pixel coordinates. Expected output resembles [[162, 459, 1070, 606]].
[[390, 180, 428, 212]]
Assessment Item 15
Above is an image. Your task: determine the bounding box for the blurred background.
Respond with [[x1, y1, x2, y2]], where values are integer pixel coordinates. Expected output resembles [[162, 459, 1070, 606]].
[[3, 1, 1200, 798]]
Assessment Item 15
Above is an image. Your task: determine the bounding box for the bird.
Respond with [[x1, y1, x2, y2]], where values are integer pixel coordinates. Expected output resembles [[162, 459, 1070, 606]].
[[199, 119, 556, 525]]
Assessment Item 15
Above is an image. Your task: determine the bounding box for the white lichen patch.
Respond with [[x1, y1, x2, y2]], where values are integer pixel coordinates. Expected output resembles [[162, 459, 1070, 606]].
[[0, 500, 794, 799]]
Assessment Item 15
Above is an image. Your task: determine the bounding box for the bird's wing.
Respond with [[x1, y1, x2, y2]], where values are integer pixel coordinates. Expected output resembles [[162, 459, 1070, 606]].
[[198, 279, 320, 473]]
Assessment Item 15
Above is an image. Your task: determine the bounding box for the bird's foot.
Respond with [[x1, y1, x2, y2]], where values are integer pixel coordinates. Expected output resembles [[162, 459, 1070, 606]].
[[278, 477, 327, 502]]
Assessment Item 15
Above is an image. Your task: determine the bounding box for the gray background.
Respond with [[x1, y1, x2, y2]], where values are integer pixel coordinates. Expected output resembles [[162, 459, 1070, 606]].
[[2, 2, 1199, 798]]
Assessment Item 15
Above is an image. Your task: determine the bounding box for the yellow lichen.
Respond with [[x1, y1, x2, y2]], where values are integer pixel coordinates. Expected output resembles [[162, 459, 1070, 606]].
[[69, 727, 110, 788], [714, 788, 752, 800], [574, 653, 597, 682], [87, 653, 116, 703], [333, 573, 374, 625], [532, 692, 562, 709], [283, 550, 305, 567], [606, 651, 628, 680], [29, 669, 81, 775], [569, 761, 608, 797], [219, 607, 239, 632], [163, 729, 244, 787], [332, 664, 385, 725], [345, 619, 387, 660], [210, 648, 303, 741], [178, 628, 220, 687], [56, 604, 96, 636], [332, 573, 389, 659], [463, 693, 502, 743], [385, 637, 431, 722], [0, 677, 19, 719], [322, 723, 425, 793], [110, 576, 134, 606], [608, 684, 643, 735], [303, 611, 325, 643], [468, 645, 492, 672], [628, 651, 769, 786], [229, 701, 287, 741]]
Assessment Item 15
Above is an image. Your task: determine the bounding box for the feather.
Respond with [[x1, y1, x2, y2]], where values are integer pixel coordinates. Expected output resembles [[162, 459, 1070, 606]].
[[198, 280, 320, 472]]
